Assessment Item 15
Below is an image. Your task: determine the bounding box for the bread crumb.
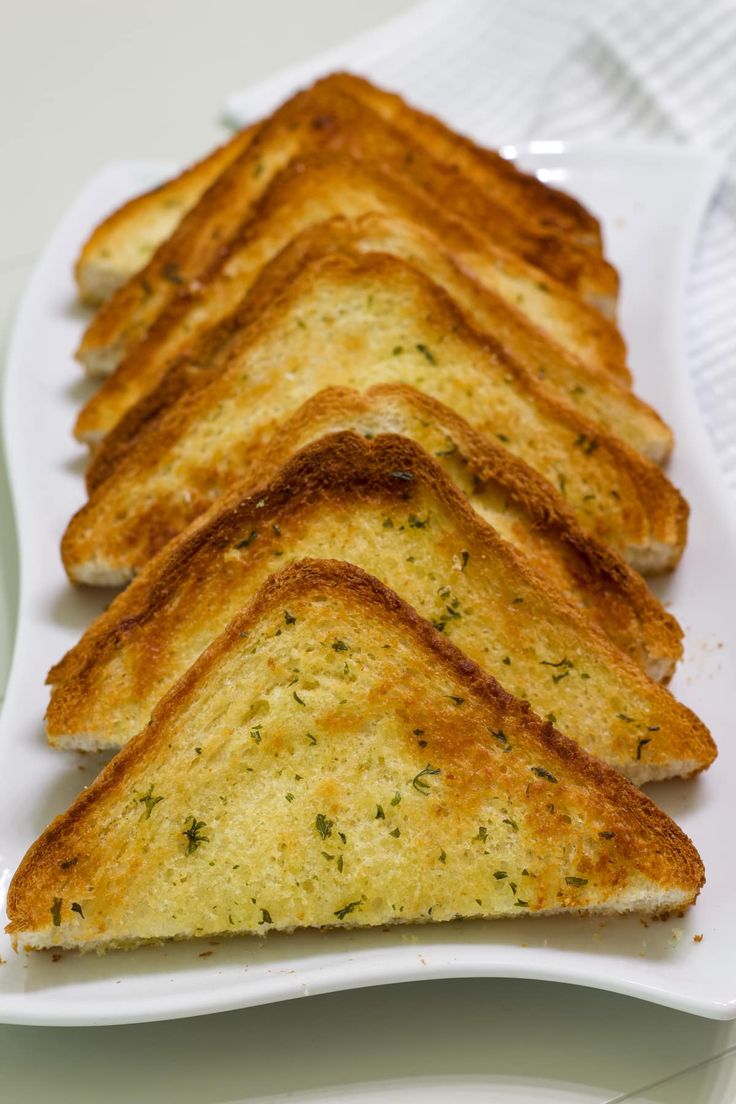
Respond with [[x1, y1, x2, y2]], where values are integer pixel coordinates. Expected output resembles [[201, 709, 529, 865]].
[[693, 933, 704, 943], [669, 927, 683, 947], [52, 953, 63, 963], [198, 950, 213, 958], [0, 955, 6, 965]]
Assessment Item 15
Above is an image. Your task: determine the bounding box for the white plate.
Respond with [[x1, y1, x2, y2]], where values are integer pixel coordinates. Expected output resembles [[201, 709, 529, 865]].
[[1, 144, 734, 1027]]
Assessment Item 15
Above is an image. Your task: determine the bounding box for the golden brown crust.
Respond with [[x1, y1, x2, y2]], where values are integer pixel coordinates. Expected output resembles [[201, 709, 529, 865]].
[[8, 560, 705, 947], [69, 252, 687, 580], [76, 79, 620, 376], [75, 189, 654, 454], [250, 384, 682, 676], [75, 125, 257, 306], [72, 382, 681, 678], [49, 433, 713, 781], [322, 73, 604, 254]]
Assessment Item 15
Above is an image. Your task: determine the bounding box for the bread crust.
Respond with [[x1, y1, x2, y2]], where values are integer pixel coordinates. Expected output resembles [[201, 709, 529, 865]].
[[76, 80, 620, 377], [79, 380, 680, 677], [10, 561, 704, 949], [49, 433, 712, 782], [75, 192, 660, 458], [68, 252, 687, 581], [75, 126, 257, 306], [322, 73, 604, 254]]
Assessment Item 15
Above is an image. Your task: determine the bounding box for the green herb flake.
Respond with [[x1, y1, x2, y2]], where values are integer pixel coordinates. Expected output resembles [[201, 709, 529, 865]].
[[493, 871, 508, 880], [235, 530, 258, 550], [412, 764, 441, 795], [408, 513, 429, 529], [460, 550, 470, 571], [332, 640, 349, 652], [565, 876, 588, 887], [51, 898, 62, 926], [138, 783, 164, 818], [284, 610, 296, 625], [183, 817, 209, 854], [250, 726, 262, 744], [285, 793, 294, 803], [636, 737, 652, 760], [475, 826, 488, 842], [503, 818, 518, 832], [334, 899, 363, 921], [574, 432, 599, 455], [391, 791, 402, 806], [392, 345, 404, 356], [439, 849, 447, 864], [382, 517, 394, 528], [337, 855, 344, 873], [375, 804, 385, 820], [415, 342, 437, 364], [514, 899, 529, 907], [259, 908, 273, 925], [502, 656, 511, 666], [599, 831, 615, 839], [447, 695, 464, 706], [316, 813, 334, 839], [71, 902, 84, 918], [617, 713, 635, 723], [306, 733, 317, 745], [389, 827, 401, 838], [293, 690, 306, 706], [531, 767, 558, 784]]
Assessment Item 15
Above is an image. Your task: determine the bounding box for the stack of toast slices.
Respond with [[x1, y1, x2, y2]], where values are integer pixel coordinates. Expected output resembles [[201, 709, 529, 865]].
[[6, 72, 714, 955]]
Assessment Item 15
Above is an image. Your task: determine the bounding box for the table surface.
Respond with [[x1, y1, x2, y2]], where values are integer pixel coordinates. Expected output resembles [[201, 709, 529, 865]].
[[1, 3, 735, 1101]]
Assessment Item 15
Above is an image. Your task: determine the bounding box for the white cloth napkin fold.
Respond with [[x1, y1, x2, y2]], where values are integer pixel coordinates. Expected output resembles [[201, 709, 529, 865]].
[[224, 0, 736, 495]]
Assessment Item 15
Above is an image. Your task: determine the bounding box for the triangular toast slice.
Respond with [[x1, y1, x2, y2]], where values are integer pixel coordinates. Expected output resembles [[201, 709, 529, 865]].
[[76, 197, 663, 466], [75, 126, 257, 306], [74, 71, 603, 304], [49, 434, 712, 781], [10, 561, 704, 952], [65, 252, 686, 582], [77, 81, 619, 376], [75, 384, 682, 681]]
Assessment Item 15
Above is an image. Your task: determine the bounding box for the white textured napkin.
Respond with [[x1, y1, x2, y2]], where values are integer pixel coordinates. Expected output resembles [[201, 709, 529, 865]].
[[224, 0, 736, 496]]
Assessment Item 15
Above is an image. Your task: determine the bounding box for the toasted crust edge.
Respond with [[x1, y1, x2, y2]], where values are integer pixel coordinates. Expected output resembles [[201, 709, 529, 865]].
[[9, 559, 705, 945]]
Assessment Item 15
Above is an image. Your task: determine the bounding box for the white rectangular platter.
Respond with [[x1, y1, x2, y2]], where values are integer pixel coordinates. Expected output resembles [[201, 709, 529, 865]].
[[1, 143, 735, 1025]]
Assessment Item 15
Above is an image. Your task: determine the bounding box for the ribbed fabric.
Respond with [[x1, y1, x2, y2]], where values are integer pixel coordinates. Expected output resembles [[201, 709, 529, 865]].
[[224, 0, 736, 496], [533, 0, 736, 494]]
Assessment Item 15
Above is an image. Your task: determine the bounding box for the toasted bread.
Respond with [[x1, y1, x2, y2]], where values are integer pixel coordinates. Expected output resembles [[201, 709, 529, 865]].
[[219, 385, 682, 681], [77, 198, 661, 463], [10, 560, 705, 951], [80, 383, 681, 680], [75, 126, 257, 306], [76, 82, 620, 377], [49, 434, 712, 782], [68, 253, 687, 582], [321, 73, 604, 255]]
